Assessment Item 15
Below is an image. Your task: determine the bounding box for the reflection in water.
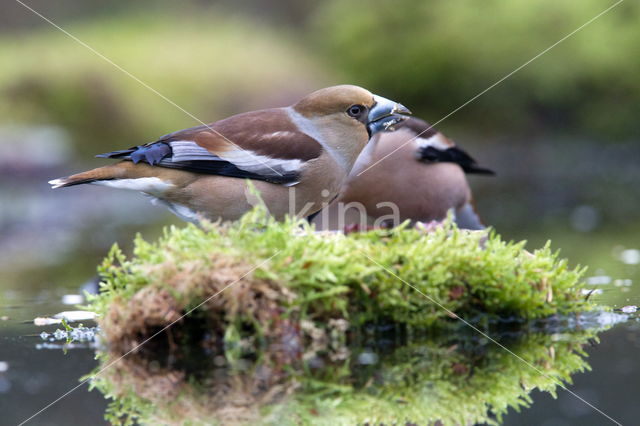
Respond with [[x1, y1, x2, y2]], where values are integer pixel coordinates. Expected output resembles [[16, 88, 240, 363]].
[[87, 313, 624, 425]]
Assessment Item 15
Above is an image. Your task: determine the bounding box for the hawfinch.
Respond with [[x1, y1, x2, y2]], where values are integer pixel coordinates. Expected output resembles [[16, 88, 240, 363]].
[[49, 85, 411, 222], [312, 117, 494, 230]]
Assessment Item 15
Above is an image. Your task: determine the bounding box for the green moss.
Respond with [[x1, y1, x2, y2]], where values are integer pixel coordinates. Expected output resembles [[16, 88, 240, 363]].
[[87, 204, 593, 337]]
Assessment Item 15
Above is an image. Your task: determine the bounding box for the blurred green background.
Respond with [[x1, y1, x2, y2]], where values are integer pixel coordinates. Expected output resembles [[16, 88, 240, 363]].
[[1, 1, 639, 425], [0, 0, 638, 289]]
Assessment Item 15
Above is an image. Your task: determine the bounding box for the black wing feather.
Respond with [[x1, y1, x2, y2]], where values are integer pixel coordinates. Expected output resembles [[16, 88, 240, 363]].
[[417, 146, 495, 175], [96, 142, 299, 185], [156, 160, 298, 184]]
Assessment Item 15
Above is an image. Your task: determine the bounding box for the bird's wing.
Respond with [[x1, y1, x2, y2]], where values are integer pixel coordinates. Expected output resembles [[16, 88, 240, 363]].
[[96, 109, 324, 185], [417, 144, 496, 175], [403, 118, 495, 175]]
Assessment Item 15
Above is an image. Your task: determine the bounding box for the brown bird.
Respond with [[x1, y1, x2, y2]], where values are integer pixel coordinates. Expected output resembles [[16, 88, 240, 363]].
[[312, 117, 494, 230], [49, 85, 411, 222]]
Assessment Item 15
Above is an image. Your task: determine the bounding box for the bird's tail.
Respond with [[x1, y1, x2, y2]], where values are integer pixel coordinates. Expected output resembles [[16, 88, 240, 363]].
[[454, 202, 486, 230], [48, 163, 135, 188]]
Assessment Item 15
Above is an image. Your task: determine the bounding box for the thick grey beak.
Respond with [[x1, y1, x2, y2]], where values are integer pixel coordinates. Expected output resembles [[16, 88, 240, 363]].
[[367, 95, 412, 135]]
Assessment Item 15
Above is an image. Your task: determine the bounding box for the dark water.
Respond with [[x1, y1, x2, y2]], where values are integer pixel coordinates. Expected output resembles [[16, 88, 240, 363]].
[[1, 171, 639, 425], [1, 293, 107, 425], [2, 290, 639, 425]]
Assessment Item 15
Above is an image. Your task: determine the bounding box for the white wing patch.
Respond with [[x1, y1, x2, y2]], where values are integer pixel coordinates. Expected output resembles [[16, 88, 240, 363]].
[[220, 149, 303, 173], [169, 140, 303, 177], [169, 140, 216, 162], [415, 133, 452, 151]]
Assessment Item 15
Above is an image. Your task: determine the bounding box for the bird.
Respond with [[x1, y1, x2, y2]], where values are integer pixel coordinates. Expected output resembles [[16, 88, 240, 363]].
[[49, 85, 411, 222], [311, 117, 494, 231]]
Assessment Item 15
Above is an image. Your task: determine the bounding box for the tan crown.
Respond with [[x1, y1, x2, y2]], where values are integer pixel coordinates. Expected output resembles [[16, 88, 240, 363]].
[[293, 85, 376, 118]]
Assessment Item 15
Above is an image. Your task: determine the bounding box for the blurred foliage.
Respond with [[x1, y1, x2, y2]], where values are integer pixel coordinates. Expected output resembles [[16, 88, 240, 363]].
[[0, 9, 329, 157], [314, 0, 640, 140], [2, 1, 637, 149]]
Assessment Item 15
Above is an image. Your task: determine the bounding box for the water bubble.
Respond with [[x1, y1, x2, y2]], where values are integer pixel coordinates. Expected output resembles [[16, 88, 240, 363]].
[[613, 279, 633, 287], [570, 205, 599, 232], [61, 294, 84, 305], [0, 377, 11, 393], [619, 249, 640, 265], [585, 276, 611, 286]]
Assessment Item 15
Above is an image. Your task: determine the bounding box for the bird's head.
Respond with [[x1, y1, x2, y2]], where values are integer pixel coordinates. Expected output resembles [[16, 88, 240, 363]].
[[293, 85, 411, 137], [292, 85, 411, 168]]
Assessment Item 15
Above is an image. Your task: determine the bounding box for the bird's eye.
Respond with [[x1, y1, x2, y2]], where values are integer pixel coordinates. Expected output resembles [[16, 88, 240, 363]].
[[347, 104, 364, 117]]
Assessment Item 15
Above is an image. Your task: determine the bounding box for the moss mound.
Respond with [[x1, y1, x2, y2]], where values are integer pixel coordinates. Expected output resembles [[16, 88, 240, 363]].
[[89, 205, 594, 351]]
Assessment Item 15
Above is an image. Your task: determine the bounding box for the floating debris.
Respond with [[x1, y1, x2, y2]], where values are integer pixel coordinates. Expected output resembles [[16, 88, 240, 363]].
[[581, 288, 603, 295], [33, 317, 62, 326], [33, 310, 96, 326], [53, 310, 96, 321], [0, 361, 8, 373], [621, 305, 638, 314]]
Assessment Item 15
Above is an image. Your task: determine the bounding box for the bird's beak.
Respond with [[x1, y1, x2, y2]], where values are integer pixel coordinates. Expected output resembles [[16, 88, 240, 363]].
[[367, 95, 412, 135]]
